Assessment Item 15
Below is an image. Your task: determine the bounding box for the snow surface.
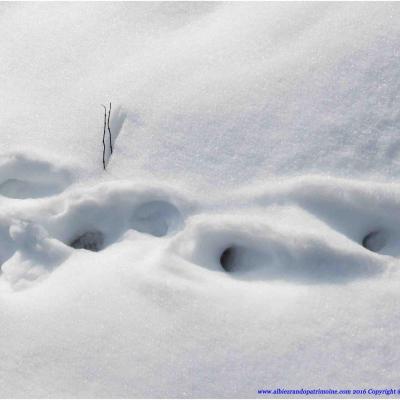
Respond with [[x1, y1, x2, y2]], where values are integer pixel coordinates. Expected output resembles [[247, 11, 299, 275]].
[[1, 2, 400, 397]]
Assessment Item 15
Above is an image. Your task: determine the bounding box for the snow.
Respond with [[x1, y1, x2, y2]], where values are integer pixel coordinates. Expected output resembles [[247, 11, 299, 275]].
[[1, 2, 400, 397]]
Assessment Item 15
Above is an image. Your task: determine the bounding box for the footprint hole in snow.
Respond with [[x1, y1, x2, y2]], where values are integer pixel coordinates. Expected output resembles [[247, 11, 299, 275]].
[[69, 231, 105, 252], [361, 230, 387, 253], [215, 237, 379, 283], [220, 246, 236, 272], [219, 245, 257, 273], [131, 201, 183, 237], [0, 179, 65, 199], [0, 153, 72, 199]]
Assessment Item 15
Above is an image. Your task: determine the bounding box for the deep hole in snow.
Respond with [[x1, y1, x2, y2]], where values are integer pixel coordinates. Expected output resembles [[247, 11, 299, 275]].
[[220, 246, 237, 272], [69, 231, 105, 252], [219, 245, 266, 274], [362, 230, 387, 253]]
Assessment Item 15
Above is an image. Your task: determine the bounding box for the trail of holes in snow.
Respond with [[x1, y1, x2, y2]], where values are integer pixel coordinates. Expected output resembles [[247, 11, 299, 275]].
[[0, 151, 397, 289], [0, 194, 186, 290], [0, 207, 391, 288], [67, 200, 184, 252]]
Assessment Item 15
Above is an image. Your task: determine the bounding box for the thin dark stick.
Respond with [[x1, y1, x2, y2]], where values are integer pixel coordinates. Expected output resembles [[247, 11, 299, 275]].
[[101, 104, 107, 170], [107, 102, 113, 154]]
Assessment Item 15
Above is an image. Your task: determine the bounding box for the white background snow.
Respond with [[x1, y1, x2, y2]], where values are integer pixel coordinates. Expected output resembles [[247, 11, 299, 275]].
[[1, 2, 400, 397]]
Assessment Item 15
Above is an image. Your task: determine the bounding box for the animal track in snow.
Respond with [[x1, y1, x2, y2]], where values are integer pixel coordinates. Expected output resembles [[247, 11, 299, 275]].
[[2, 172, 400, 290], [131, 200, 183, 237], [39, 183, 188, 256], [251, 176, 400, 257], [216, 239, 383, 283], [219, 246, 235, 272], [170, 214, 384, 285], [0, 152, 72, 199], [219, 245, 271, 274], [362, 230, 388, 253], [56, 199, 182, 255], [0, 181, 188, 289], [69, 231, 105, 252]]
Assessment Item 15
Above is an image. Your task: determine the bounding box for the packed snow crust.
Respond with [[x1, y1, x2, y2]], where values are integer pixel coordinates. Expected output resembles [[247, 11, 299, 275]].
[[1, 2, 400, 398]]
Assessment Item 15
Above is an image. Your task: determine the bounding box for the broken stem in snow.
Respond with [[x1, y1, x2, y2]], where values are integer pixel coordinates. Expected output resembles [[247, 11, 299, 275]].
[[107, 102, 113, 154], [101, 104, 107, 170]]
